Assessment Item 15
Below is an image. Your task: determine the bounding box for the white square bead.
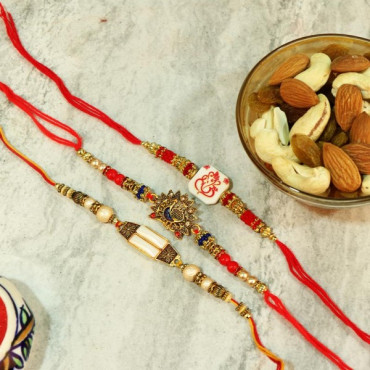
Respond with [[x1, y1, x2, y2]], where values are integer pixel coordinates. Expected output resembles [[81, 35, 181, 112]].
[[188, 165, 230, 205]]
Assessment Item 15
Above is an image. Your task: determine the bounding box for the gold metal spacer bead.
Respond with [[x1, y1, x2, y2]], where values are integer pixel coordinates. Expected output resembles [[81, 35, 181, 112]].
[[235, 302, 251, 319]]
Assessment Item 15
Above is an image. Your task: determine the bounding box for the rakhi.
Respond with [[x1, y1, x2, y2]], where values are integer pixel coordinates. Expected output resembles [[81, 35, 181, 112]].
[[0, 86, 354, 369], [0, 127, 285, 369], [0, 4, 368, 347], [0, 277, 35, 370]]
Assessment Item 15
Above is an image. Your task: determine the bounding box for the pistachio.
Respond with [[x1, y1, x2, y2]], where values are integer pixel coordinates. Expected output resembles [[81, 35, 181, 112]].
[[254, 129, 298, 164], [271, 157, 331, 195], [295, 53, 331, 91], [289, 94, 331, 141]]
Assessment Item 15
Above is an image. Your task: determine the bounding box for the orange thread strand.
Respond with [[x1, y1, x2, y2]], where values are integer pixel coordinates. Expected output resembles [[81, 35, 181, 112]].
[[0, 127, 55, 186], [248, 317, 284, 370]]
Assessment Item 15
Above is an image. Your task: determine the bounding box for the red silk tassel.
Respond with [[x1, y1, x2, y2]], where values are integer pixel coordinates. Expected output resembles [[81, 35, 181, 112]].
[[275, 239, 370, 344], [241, 209, 370, 344], [0, 4, 142, 146], [264, 290, 352, 370]]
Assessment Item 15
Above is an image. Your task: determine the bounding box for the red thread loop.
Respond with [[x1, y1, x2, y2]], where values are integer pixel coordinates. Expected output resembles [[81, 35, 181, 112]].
[[264, 290, 352, 370], [275, 239, 370, 344], [0, 81, 82, 150], [0, 4, 142, 146]]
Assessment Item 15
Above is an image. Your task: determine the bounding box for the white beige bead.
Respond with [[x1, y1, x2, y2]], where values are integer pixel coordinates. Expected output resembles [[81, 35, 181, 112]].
[[83, 197, 96, 210], [200, 277, 214, 291], [182, 264, 201, 282], [96, 205, 114, 223], [223, 292, 233, 303]]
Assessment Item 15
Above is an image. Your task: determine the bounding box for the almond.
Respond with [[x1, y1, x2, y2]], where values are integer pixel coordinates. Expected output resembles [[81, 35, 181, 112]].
[[268, 54, 310, 85], [349, 112, 370, 144], [280, 79, 319, 108], [331, 55, 370, 73], [323, 142, 362, 192], [342, 143, 370, 174], [334, 84, 363, 132]]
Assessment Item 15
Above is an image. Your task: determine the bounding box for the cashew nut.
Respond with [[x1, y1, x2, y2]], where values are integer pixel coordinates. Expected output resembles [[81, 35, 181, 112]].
[[295, 53, 331, 91], [362, 101, 370, 114], [250, 118, 267, 139], [289, 94, 331, 141], [254, 129, 298, 164], [361, 175, 370, 195], [363, 67, 370, 77], [332, 70, 370, 99], [261, 107, 274, 129], [271, 157, 331, 195]]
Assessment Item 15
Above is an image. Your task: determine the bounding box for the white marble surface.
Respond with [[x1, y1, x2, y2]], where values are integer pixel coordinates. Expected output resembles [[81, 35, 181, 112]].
[[0, 0, 369, 369]]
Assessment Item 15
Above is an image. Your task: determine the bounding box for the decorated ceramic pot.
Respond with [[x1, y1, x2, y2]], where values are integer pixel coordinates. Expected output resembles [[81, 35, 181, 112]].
[[0, 277, 35, 369]]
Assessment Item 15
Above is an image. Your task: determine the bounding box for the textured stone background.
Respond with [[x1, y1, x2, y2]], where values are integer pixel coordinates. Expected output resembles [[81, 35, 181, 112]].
[[0, 1, 369, 369]]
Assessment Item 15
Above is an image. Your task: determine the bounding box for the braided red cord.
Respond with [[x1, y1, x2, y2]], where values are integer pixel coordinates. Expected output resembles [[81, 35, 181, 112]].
[[264, 290, 352, 370], [0, 81, 83, 150], [0, 4, 142, 146]]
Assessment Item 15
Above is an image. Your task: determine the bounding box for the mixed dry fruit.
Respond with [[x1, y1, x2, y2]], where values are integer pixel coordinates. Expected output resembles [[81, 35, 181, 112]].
[[248, 44, 370, 197]]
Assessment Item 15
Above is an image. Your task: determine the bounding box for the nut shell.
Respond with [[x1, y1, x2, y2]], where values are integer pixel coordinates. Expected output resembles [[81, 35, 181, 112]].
[[323, 142, 362, 192], [334, 84, 363, 132]]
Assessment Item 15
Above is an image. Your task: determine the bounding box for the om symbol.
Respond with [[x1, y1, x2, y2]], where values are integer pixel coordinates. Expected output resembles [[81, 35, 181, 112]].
[[194, 171, 221, 198]]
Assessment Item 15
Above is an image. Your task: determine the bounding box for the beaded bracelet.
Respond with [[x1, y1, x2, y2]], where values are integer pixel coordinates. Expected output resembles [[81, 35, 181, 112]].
[[0, 4, 367, 348], [0, 107, 353, 368], [0, 127, 285, 369]]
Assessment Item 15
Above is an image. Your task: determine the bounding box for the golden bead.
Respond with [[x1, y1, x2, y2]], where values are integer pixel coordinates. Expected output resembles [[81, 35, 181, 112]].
[[247, 276, 258, 287], [237, 269, 249, 281]]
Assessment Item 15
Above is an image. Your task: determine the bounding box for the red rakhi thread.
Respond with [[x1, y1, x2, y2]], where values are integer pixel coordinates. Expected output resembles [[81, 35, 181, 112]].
[[0, 82, 82, 150], [241, 209, 370, 345], [0, 93, 353, 368], [0, 127, 55, 186], [0, 4, 141, 146], [264, 290, 352, 370], [0, 2, 368, 348], [0, 128, 285, 369], [275, 239, 370, 344]]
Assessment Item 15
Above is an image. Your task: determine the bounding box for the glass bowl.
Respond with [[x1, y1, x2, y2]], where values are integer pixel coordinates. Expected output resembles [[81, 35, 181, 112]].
[[236, 34, 370, 209]]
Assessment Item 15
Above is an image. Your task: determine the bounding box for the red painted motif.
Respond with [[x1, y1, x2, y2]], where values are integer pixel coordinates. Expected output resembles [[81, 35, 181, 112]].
[[0, 297, 7, 345], [194, 171, 221, 198]]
